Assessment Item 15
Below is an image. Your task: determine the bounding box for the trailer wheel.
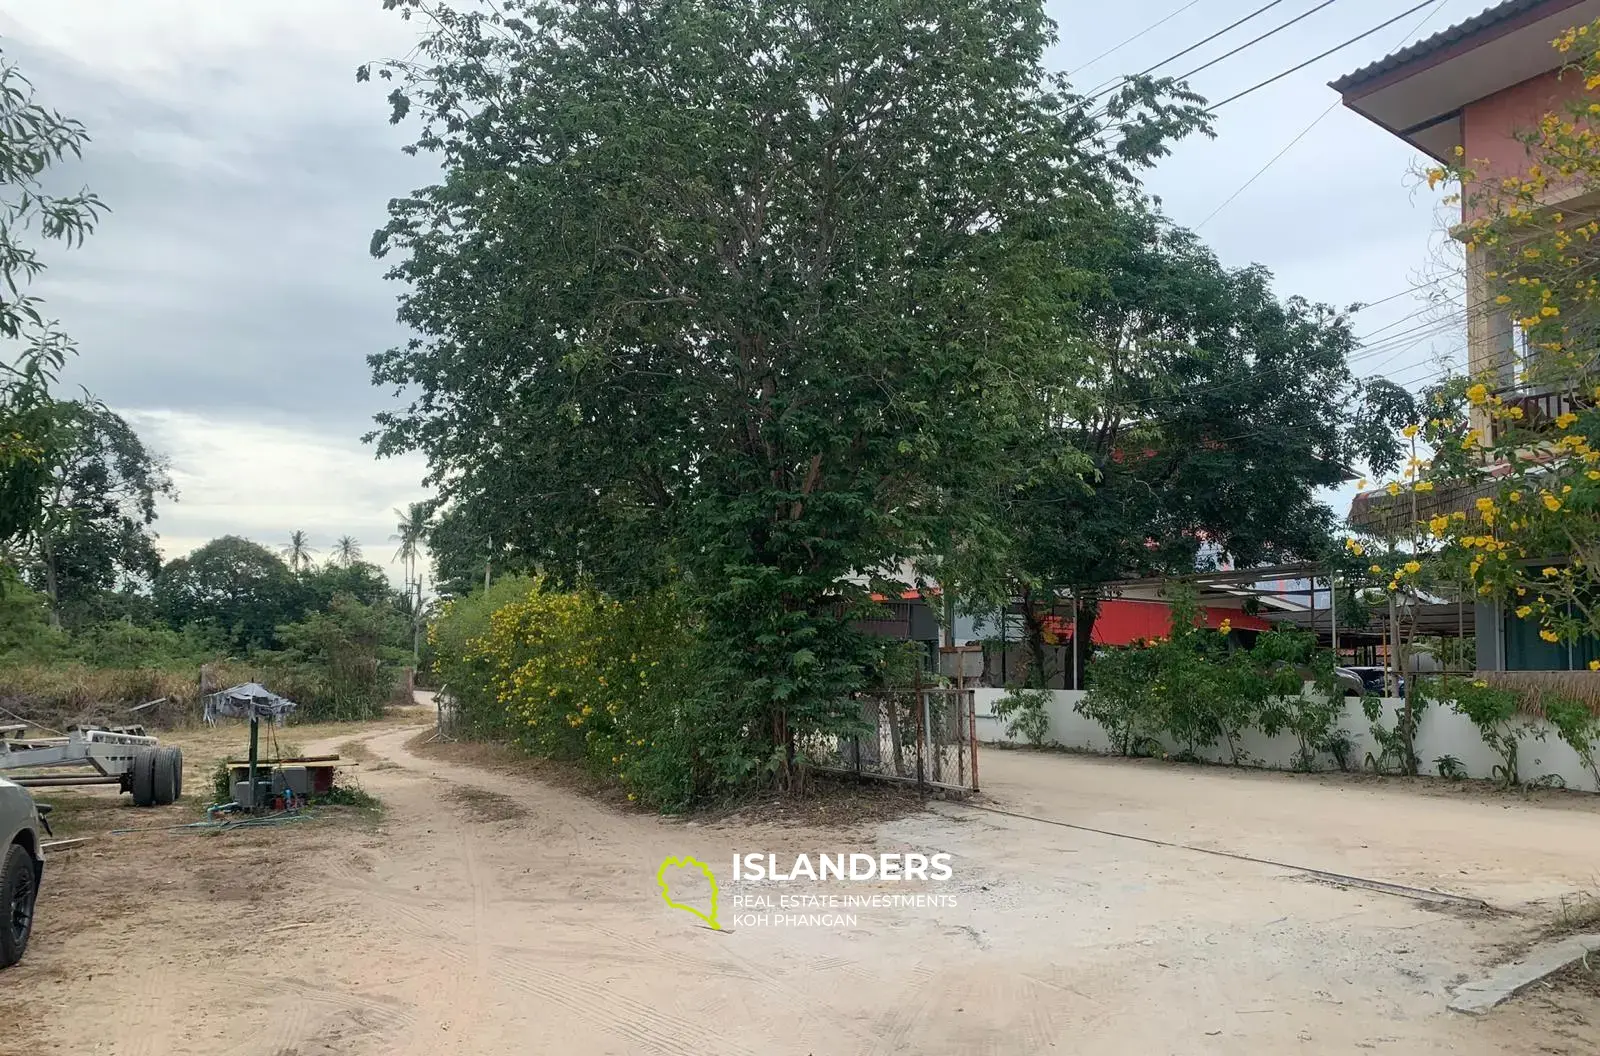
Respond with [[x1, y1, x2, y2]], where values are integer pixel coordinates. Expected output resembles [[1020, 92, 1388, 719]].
[[130, 748, 157, 807], [151, 748, 177, 806], [0, 843, 37, 968], [165, 746, 184, 799]]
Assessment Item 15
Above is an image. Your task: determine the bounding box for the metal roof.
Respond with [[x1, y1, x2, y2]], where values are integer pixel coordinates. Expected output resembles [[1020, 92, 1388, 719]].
[[1331, 0, 1558, 93]]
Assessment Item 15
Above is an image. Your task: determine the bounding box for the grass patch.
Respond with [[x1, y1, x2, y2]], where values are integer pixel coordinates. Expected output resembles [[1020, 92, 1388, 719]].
[[443, 785, 528, 822], [313, 780, 381, 812]]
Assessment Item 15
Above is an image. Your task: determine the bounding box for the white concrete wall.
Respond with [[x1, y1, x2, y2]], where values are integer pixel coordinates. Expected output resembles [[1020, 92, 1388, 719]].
[[973, 687, 1599, 792]]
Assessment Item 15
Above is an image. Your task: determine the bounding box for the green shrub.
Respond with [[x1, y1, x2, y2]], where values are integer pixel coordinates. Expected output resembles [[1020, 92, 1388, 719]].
[[1543, 696, 1600, 789], [267, 595, 408, 722], [1428, 677, 1536, 787], [431, 577, 745, 811], [992, 686, 1052, 746]]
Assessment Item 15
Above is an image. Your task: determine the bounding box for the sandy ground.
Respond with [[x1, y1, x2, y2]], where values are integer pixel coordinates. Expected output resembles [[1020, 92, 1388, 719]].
[[4, 706, 1598, 1055]]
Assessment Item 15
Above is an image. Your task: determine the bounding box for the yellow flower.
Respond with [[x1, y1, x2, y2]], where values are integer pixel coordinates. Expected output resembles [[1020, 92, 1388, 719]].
[[1403, 560, 1421, 575], [1516, 605, 1532, 618], [1428, 515, 1449, 535], [1415, 481, 1434, 492], [1357, 477, 1368, 489], [1590, 660, 1600, 672], [1542, 493, 1563, 512], [1345, 539, 1364, 556], [1465, 383, 1488, 406], [1509, 490, 1522, 502], [1402, 423, 1419, 438], [1369, 564, 1383, 574], [1555, 412, 1579, 430], [1385, 482, 1400, 497], [1543, 567, 1560, 578], [1540, 629, 1560, 644], [1475, 497, 1496, 514], [1217, 619, 1232, 635]]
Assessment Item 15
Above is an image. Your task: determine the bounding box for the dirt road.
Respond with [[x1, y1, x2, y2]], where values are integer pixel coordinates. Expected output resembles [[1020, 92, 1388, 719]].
[[6, 713, 1597, 1055]]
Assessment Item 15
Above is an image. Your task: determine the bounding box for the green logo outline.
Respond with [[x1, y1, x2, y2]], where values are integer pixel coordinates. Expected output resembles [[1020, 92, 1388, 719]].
[[657, 855, 721, 930]]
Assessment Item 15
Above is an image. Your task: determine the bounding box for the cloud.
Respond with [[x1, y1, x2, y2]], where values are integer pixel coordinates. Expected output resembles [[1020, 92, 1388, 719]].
[[125, 409, 429, 573]]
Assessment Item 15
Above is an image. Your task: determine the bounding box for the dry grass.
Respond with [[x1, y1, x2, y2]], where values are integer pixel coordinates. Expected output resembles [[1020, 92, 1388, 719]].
[[1479, 670, 1600, 718], [1549, 888, 1600, 938]]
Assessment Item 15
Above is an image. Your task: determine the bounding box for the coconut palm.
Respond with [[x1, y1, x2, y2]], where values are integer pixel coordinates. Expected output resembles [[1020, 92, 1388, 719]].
[[391, 502, 435, 667], [280, 530, 316, 573], [333, 535, 362, 568]]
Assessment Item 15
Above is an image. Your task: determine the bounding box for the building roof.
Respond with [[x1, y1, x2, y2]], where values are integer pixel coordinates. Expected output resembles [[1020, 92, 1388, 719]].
[[1329, 0, 1600, 161], [1330, 0, 1565, 93]]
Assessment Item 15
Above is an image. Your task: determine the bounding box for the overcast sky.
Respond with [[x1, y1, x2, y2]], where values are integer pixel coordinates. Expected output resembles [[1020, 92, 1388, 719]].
[[1, 0, 1474, 578]]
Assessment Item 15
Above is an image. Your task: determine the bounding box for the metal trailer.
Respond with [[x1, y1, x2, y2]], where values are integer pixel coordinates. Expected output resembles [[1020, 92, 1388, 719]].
[[0, 725, 184, 807]]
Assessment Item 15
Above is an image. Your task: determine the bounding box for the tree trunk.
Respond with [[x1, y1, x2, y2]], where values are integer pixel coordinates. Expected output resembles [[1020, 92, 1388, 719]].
[[41, 529, 60, 630], [1019, 587, 1050, 689], [1072, 596, 1099, 691]]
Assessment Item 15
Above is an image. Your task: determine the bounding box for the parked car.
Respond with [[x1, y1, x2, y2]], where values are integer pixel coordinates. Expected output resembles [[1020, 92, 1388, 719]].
[[1335, 666, 1402, 698], [0, 777, 45, 969]]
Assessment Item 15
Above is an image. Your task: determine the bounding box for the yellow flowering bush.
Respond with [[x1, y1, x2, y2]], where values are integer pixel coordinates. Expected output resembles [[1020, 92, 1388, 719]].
[[432, 576, 726, 810]]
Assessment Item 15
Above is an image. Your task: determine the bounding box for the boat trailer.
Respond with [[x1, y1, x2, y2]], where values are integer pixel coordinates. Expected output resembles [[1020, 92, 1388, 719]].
[[0, 724, 183, 807]]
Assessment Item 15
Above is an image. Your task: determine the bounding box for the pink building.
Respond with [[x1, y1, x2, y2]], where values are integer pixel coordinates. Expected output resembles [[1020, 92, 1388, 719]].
[[1333, 0, 1600, 673], [1333, 0, 1600, 433]]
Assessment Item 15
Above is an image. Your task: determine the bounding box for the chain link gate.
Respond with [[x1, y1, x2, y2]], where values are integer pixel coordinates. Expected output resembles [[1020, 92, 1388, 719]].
[[809, 684, 979, 793]]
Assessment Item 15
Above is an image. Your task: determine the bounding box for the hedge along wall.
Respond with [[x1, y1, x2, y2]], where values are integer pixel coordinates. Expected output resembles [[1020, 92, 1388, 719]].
[[973, 688, 1600, 792]]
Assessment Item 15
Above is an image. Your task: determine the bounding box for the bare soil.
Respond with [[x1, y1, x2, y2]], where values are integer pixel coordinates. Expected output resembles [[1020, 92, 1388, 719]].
[[4, 701, 1599, 1054]]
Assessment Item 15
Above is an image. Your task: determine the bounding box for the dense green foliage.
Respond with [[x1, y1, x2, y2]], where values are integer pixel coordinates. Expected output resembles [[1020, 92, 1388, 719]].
[[987, 201, 1416, 685], [1078, 592, 1346, 770], [15, 401, 174, 629], [366, 0, 1215, 787], [0, 51, 106, 550]]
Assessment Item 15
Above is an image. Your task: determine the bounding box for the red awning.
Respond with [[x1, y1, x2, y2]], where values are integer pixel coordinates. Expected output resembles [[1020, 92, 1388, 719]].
[[1039, 599, 1272, 647]]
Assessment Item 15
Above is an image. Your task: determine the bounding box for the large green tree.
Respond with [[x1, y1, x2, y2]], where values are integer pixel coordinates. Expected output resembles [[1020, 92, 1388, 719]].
[[0, 50, 106, 549], [19, 401, 174, 629], [366, 0, 1207, 781], [153, 536, 304, 652], [988, 200, 1416, 684]]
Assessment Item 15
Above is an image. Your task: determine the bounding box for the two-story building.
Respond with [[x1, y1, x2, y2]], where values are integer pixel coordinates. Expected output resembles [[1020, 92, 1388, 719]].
[[1334, 0, 1600, 672]]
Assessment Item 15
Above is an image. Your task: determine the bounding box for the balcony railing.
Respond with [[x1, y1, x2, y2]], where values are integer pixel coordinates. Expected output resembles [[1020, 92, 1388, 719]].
[[1489, 385, 1595, 443]]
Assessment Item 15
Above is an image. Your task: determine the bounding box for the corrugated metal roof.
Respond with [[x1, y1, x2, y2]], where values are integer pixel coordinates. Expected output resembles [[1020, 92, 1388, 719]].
[[1330, 0, 1553, 92]]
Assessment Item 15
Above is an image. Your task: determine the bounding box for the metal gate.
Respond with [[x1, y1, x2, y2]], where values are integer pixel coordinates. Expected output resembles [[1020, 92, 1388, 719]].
[[810, 685, 979, 793]]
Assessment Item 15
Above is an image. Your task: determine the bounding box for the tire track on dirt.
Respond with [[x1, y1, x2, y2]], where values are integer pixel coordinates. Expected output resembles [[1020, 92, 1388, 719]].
[[495, 950, 759, 1056]]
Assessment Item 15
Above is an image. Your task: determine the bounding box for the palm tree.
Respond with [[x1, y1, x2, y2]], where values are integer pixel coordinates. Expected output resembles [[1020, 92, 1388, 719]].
[[333, 535, 362, 568], [391, 503, 435, 667], [280, 530, 316, 573]]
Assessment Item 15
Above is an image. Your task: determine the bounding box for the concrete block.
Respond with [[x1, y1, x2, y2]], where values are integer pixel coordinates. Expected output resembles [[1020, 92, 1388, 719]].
[[1448, 933, 1600, 1014]]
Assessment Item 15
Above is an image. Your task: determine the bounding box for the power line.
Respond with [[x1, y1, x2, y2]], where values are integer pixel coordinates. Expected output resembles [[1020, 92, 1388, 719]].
[[1072, 0, 1207, 78], [1086, 0, 1294, 99], [1195, 99, 1338, 229], [1192, 0, 1457, 229], [1205, 0, 1442, 112], [1171, 0, 1345, 86]]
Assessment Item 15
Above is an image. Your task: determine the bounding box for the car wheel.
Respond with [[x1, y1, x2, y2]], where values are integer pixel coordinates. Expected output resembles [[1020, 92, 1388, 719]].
[[151, 748, 178, 806], [130, 747, 157, 807], [0, 843, 37, 968]]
